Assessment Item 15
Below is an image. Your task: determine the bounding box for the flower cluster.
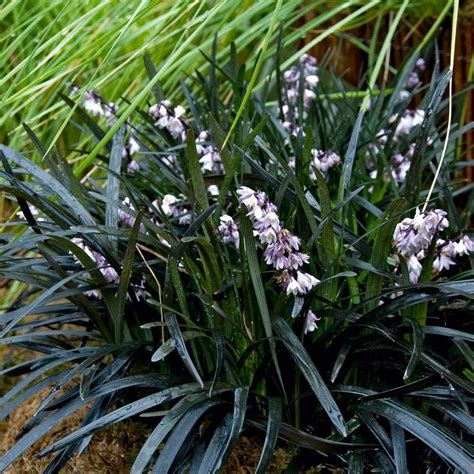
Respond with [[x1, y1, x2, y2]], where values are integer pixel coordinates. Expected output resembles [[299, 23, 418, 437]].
[[393, 208, 449, 283], [71, 237, 119, 299], [309, 149, 341, 178], [392, 109, 425, 140], [117, 197, 146, 233], [281, 54, 319, 136], [76, 87, 141, 172], [153, 194, 192, 225], [80, 89, 118, 126], [433, 235, 474, 273], [237, 186, 319, 296], [71, 238, 147, 300], [217, 214, 240, 249], [237, 186, 320, 334], [196, 131, 223, 174], [399, 58, 426, 101], [83, 90, 105, 117], [122, 136, 141, 173], [149, 100, 187, 141], [390, 142, 415, 183], [367, 109, 425, 185], [288, 149, 341, 180], [195, 130, 223, 197]]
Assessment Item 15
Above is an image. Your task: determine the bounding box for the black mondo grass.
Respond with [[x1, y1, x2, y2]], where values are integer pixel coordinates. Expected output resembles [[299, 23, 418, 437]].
[[1, 38, 473, 473]]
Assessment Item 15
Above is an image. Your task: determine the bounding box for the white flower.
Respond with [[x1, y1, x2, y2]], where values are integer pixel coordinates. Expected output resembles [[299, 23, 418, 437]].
[[237, 186, 261, 219], [433, 253, 455, 272], [128, 137, 140, 155], [253, 211, 281, 244], [296, 271, 320, 294], [167, 116, 185, 139], [207, 184, 219, 197], [395, 109, 425, 138], [174, 105, 186, 118], [161, 194, 179, 215], [285, 276, 301, 295], [305, 75, 319, 87], [70, 238, 120, 299], [454, 235, 474, 256], [127, 160, 140, 173], [118, 197, 146, 232], [286, 252, 310, 270], [309, 149, 341, 178], [218, 214, 240, 248], [416, 58, 426, 71], [304, 310, 320, 334], [303, 88, 316, 105], [83, 91, 104, 116], [407, 255, 423, 284]]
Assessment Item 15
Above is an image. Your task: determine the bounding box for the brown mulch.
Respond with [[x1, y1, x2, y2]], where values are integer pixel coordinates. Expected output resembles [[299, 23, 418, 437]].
[[0, 392, 294, 473], [0, 388, 149, 473], [0, 345, 340, 473]]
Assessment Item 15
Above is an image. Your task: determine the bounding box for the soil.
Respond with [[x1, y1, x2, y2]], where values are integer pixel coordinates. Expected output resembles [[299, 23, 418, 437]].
[[0, 347, 341, 473], [0, 386, 295, 473]]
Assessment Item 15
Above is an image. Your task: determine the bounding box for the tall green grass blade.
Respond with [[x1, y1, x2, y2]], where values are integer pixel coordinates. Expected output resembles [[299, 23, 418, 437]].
[[365, 198, 406, 311], [240, 214, 286, 398]]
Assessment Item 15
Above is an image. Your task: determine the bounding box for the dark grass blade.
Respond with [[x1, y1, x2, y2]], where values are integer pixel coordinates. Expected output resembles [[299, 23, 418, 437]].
[[390, 422, 408, 474], [338, 108, 365, 203], [404, 318, 424, 380], [34, 384, 211, 460], [195, 387, 248, 473], [105, 125, 125, 248], [131, 391, 226, 474], [359, 399, 474, 472], [248, 419, 374, 453], [185, 128, 209, 212], [164, 313, 204, 388], [0, 145, 96, 227], [404, 70, 451, 205], [151, 399, 223, 474], [272, 315, 347, 437], [209, 330, 225, 397], [331, 344, 351, 383], [143, 53, 164, 103], [256, 397, 282, 474], [197, 412, 233, 474], [113, 210, 143, 342], [60, 93, 109, 148]]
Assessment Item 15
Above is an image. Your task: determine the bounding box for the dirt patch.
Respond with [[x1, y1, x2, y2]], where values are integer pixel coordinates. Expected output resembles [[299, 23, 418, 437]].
[[1, 383, 338, 473], [0, 388, 149, 473]]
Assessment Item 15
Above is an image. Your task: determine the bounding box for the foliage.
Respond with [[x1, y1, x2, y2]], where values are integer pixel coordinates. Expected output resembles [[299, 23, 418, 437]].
[[1, 0, 455, 151], [1, 32, 473, 472]]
